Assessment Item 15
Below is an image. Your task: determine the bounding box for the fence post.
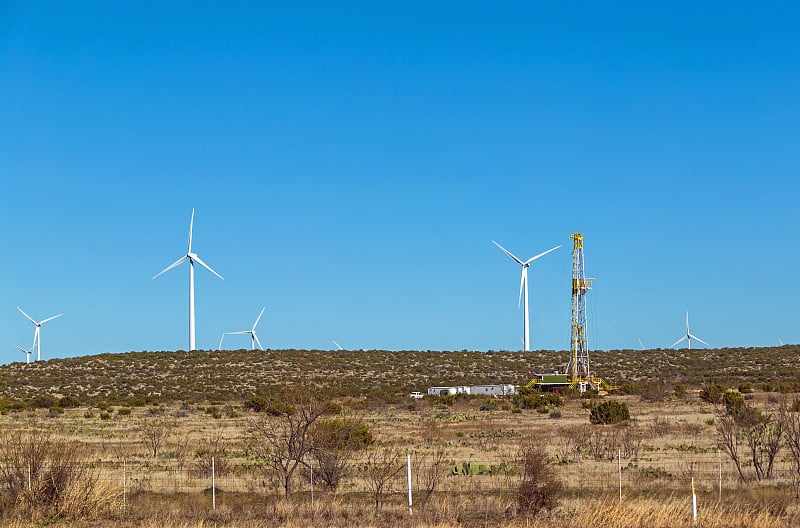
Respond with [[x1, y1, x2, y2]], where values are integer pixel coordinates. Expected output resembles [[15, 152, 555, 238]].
[[407, 453, 413, 514], [718, 448, 722, 503], [212, 456, 216, 510], [310, 458, 314, 510], [122, 459, 127, 515], [27, 462, 31, 492], [618, 448, 622, 502], [691, 475, 697, 523]]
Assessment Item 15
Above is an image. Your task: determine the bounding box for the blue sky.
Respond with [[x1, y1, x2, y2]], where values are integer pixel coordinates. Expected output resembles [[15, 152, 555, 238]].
[[1, 2, 798, 362]]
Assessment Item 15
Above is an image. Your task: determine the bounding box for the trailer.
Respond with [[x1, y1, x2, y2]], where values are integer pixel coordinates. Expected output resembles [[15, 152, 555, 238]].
[[469, 384, 517, 396]]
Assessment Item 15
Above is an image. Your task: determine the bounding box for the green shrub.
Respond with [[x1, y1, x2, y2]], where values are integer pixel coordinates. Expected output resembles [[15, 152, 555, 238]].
[[58, 395, 81, 408], [514, 389, 563, 411], [699, 384, 726, 404], [117, 408, 132, 416], [589, 401, 630, 425], [29, 395, 58, 409]]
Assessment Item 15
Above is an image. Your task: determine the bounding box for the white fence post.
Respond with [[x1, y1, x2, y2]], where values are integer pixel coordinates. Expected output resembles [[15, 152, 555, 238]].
[[212, 456, 216, 510], [407, 453, 413, 514], [618, 448, 622, 502], [122, 459, 127, 515]]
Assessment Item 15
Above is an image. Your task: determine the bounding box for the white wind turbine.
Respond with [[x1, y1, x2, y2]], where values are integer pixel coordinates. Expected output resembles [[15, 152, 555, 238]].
[[492, 240, 561, 352], [15, 343, 33, 364], [17, 307, 62, 362], [225, 307, 266, 351], [153, 209, 223, 351], [671, 311, 709, 349]]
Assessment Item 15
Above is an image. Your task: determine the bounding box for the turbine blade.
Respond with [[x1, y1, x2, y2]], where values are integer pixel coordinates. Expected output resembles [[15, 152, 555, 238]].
[[524, 245, 562, 265], [217, 333, 225, 351], [15, 345, 27, 353], [192, 255, 224, 280], [227, 331, 250, 335], [254, 334, 264, 350], [333, 340, 344, 350], [517, 269, 525, 309], [689, 334, 710, 347], [671, 336, 686, 348], [685, 311, 690, 334], [252, 307, 266, 330], [188, 208, 195, 253], [17, 307, 36, 325], [153, 256, 188, 279], [492, 240, 523, 265], [39, 314, 62, 325]]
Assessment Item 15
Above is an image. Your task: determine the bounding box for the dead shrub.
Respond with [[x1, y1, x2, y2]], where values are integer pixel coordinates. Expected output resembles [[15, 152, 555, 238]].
[[516, 443, 564, 515], [0, 420, 119, 520]]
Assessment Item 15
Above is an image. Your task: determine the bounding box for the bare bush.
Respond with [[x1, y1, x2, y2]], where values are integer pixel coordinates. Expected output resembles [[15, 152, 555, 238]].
[[413, 445, 449, 505], [0, 420, 119, 519], [358, 444, 403, 512], [517, 443, 564, 516]]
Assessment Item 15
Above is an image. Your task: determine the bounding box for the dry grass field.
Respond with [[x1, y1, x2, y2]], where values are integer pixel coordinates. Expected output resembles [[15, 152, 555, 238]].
[[0, 387, 799, 527], [1, 347, 800, 526]]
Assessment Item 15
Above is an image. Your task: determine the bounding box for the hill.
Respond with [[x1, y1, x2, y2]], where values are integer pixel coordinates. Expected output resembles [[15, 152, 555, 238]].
[[0, 345, 797, 406]]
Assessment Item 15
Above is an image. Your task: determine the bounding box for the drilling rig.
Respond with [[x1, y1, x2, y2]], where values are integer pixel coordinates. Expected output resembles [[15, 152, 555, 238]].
[[525, 233, 612, 393], [565, 233, 612, 392]]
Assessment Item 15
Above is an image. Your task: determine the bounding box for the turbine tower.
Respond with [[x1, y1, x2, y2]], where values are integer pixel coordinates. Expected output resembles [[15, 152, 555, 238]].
[[225, 307, 266, 351], [671, 311, 709, 349], [153, 209, 223, 351], [17, 307, 62, 362], [15, 344, 33, 364], [564, 233, 594, 383], [492, 240, 561, 351]]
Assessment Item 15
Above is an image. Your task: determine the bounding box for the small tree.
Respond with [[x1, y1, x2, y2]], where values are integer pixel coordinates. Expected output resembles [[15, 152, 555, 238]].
[[247, 391, 329, 502], [138, 417, 174, 458], [717, 398, 782, 482], [358, 444, 403, 512], [311, 415, 374, 490]]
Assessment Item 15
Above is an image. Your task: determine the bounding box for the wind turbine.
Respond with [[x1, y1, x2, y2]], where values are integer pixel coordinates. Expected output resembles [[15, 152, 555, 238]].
[[671, 311, 709, 350], [153, 209, 223, 351], [17, 307, 62, 362], [225, 307, 266, 351], [492, 240, 561, 352], [15, 344, 33, 364], [333, 340, 344, 351]]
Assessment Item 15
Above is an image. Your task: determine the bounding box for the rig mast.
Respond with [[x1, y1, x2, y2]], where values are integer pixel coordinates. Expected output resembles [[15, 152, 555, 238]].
[[567, 233, 593, 386]]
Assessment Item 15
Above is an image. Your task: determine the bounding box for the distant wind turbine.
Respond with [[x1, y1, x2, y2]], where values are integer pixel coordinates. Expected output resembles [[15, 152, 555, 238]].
[[779, 339, 785, 346], [671, 311, 709, 350], [153, 209, 223, 351], [17, 307, 62, 362], [15, 344, 33, 364], [492, 240, 561, 352], [225, 307, 266, 351], [333, 340, 344, 351], [638, 338, 645, 351]]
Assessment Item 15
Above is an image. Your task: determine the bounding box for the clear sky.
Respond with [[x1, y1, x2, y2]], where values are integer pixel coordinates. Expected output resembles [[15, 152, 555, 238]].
[[1, 2, 798, 362]]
